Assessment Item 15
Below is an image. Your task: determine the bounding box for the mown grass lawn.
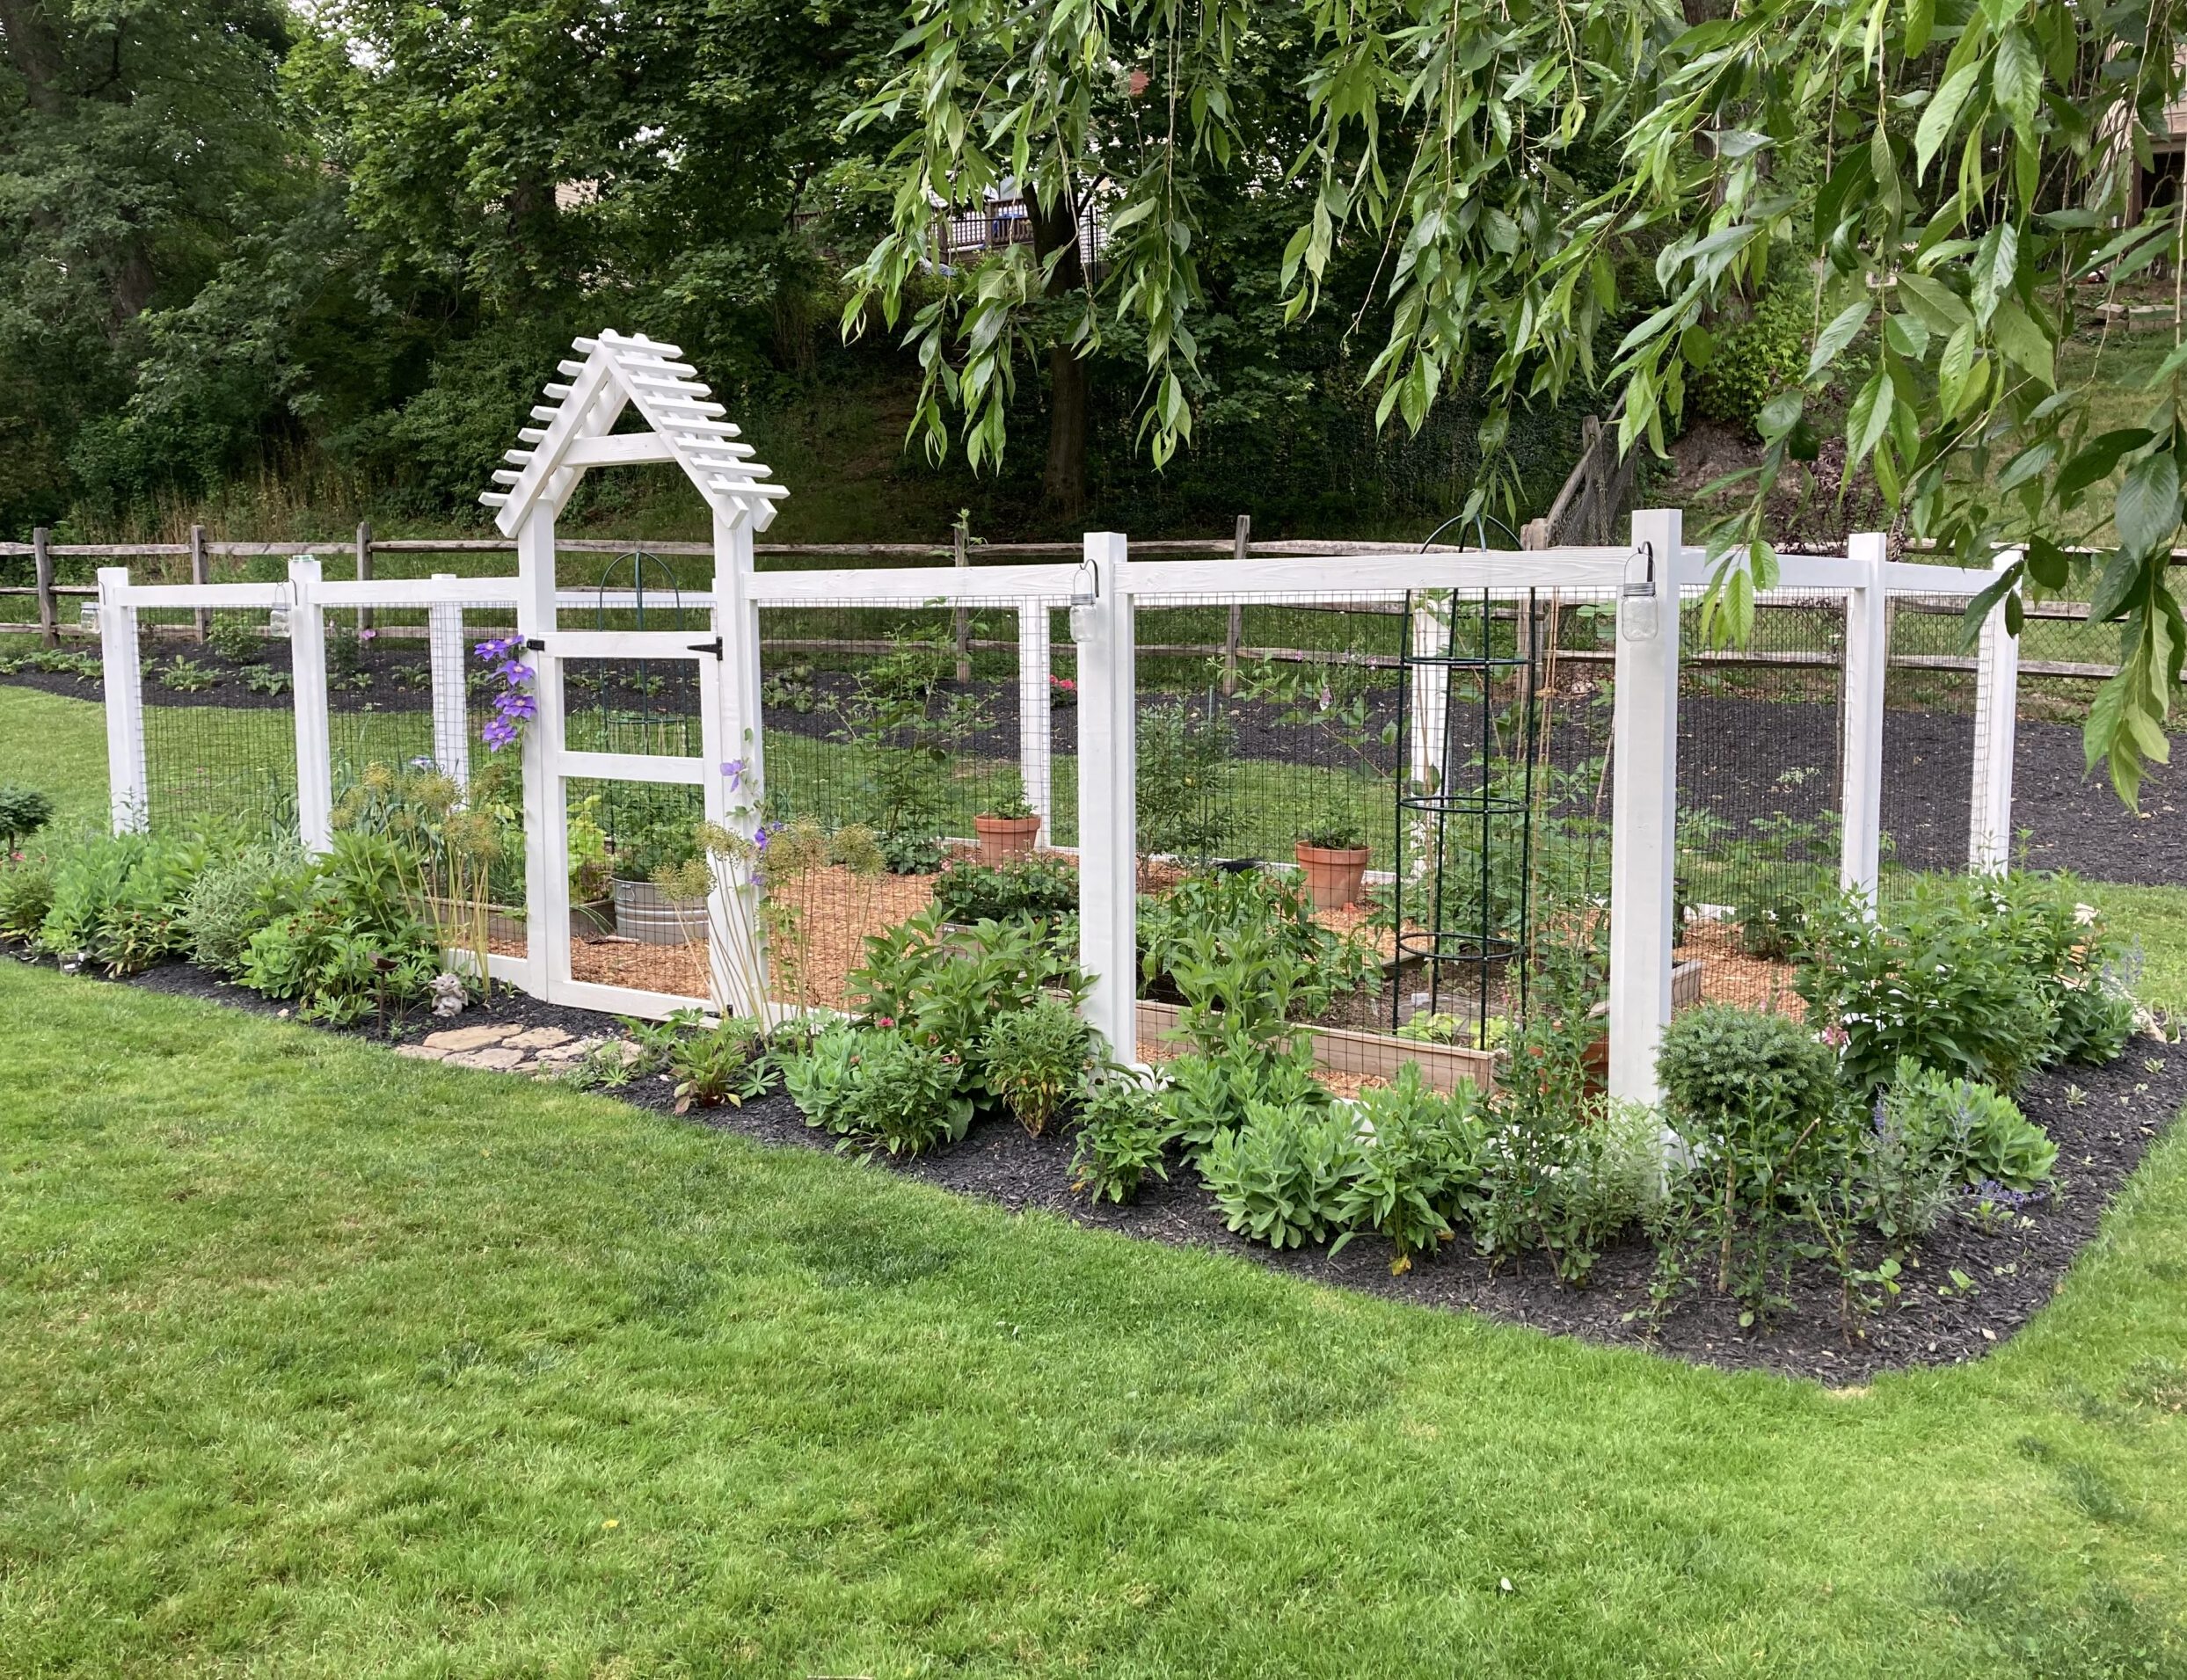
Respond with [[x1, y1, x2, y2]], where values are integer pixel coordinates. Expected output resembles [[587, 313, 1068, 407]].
[[2, 961, 2184, 1676]]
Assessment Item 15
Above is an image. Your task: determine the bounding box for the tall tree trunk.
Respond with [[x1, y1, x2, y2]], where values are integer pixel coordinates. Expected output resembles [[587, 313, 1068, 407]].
[[1027, 189, 1089, 517], [0, 0, 69, 116]]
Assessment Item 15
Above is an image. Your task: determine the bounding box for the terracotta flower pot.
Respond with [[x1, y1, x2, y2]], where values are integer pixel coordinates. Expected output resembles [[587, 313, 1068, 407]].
[[973, 813, 1042, 863], [1294, 840, 1371, 912]]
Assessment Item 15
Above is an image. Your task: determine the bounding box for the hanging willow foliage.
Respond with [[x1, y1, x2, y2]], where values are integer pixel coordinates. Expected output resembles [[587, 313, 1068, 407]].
[[845, 0, 2187, 801]]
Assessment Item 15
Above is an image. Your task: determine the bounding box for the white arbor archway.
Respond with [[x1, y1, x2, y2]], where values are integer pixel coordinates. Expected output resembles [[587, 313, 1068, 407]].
[[482, 329, 785, 1016]]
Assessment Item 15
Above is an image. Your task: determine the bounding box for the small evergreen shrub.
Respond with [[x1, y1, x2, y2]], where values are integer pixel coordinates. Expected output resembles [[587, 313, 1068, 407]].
[[0, 785, 55, 851], [1658, 1004, 1841, 1141]]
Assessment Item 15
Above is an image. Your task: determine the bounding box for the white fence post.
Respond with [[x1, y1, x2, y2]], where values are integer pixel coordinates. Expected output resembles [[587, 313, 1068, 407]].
[[515, 505, 562, 999], [1017, 601, 1053, 830], [1839, 532, 1888, 902], [1607, 509, 1681, 1109], [1075, 532, 1137, 1063], [1969, 550, 2021, 876], [1406, 590, 1453, 796], [95, 567, 147, 834], [710, 511, 769, 1018], [427, 574, 470, 789], [288, 556, 334, 855]]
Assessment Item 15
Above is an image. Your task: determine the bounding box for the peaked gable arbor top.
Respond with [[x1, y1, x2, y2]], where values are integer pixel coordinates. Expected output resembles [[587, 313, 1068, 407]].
[[478, 329, 786, 533]]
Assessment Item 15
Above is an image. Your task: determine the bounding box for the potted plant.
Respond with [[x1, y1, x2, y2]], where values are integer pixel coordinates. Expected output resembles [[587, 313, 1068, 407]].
[[568, 796, 616, 942], [973, 772, 1042, 862], [1294, 819, 1371, 912], [610, 820, 706, 944]]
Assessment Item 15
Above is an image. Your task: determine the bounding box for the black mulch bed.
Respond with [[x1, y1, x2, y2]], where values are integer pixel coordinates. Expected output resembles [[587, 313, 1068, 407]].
[[12, 943, 2171, 1385]]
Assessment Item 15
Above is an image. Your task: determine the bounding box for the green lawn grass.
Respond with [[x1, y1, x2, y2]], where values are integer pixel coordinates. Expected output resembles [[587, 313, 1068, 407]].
[[0, 682, 113, 833], [1, 960, 2184, 1675]]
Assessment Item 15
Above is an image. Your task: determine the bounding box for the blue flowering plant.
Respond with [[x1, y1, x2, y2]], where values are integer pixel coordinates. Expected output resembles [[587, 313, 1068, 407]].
[[472, 636, 537, 752]]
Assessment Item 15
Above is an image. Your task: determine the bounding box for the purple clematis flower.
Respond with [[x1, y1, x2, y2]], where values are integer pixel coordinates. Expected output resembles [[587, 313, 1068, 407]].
[[721, 758, 747, 792]]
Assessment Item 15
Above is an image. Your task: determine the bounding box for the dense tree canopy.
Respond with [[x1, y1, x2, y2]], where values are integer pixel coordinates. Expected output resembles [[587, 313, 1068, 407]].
[[849, 0, 2187, 798], [5, 0, 2186, 794]]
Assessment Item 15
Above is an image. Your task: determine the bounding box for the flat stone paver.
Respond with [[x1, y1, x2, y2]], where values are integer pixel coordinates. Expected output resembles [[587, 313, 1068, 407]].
[[424, 1023, 520, 1053], [448, 1045, 528, 1071], [507, 1027, 574, 1051]]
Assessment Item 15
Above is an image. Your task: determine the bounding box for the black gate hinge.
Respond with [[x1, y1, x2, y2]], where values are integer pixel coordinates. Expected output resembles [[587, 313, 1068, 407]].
[[688, 636, 724, 658]]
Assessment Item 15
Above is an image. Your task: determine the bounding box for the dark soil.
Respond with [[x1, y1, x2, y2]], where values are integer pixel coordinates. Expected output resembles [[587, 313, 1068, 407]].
[[674, 1036, 2184, 1386], [14, 942, 2171, 1385]]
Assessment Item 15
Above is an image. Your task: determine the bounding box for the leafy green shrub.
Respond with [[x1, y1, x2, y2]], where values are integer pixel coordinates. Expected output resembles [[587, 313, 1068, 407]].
[[206, 615, 266, 665], [981, 999, 1094, 1136], [2054, 981, 2135, 1066], [850, 906, 1088, 1112], [1881, 1058, 2057, 1193], [1136, 699, 1236, 862], [832, 626, 988, 870], [1689, 281, 1812, 436], [1736, 895, 1807, 961], [979, 769, 1036, 820], [239, 831, 442, 1023], [0, 855, 55, 938], [1986, 877, 2137, 1065], [184, 836, 310, 975], [1200, 1101, 1363, 1250], [1797, 882, 2060, 1091], [0, 785, 55, 851], [669, 1016, 767, 1114], [1161, 1036, 1329, 1158], [1654, 1005, 1852, 1323], [1470, 1015, 1648, 1286], [1330, 1067, 1485, 1273], [1070, 1073, 1173, 1204], [782, 1022, 973, 1156], [40, 829, 213, 975], [930, 853, 1077, 926], [1139, 867, 1376, 1050]]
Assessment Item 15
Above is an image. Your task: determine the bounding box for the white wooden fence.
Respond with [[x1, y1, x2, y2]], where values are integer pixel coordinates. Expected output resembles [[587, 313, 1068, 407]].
[[87, 516, 2020, 1107]]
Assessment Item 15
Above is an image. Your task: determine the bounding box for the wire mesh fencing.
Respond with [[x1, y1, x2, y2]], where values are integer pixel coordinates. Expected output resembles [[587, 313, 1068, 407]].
[[1672, 590, 1847, 1014], [1118, 588, 1622, 1088], [587, 592, 1075, 1016], [135, 602, 301, 837]]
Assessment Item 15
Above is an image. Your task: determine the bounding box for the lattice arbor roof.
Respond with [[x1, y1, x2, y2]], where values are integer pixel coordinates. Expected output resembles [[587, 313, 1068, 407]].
[[480, 330, 787, 534]]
